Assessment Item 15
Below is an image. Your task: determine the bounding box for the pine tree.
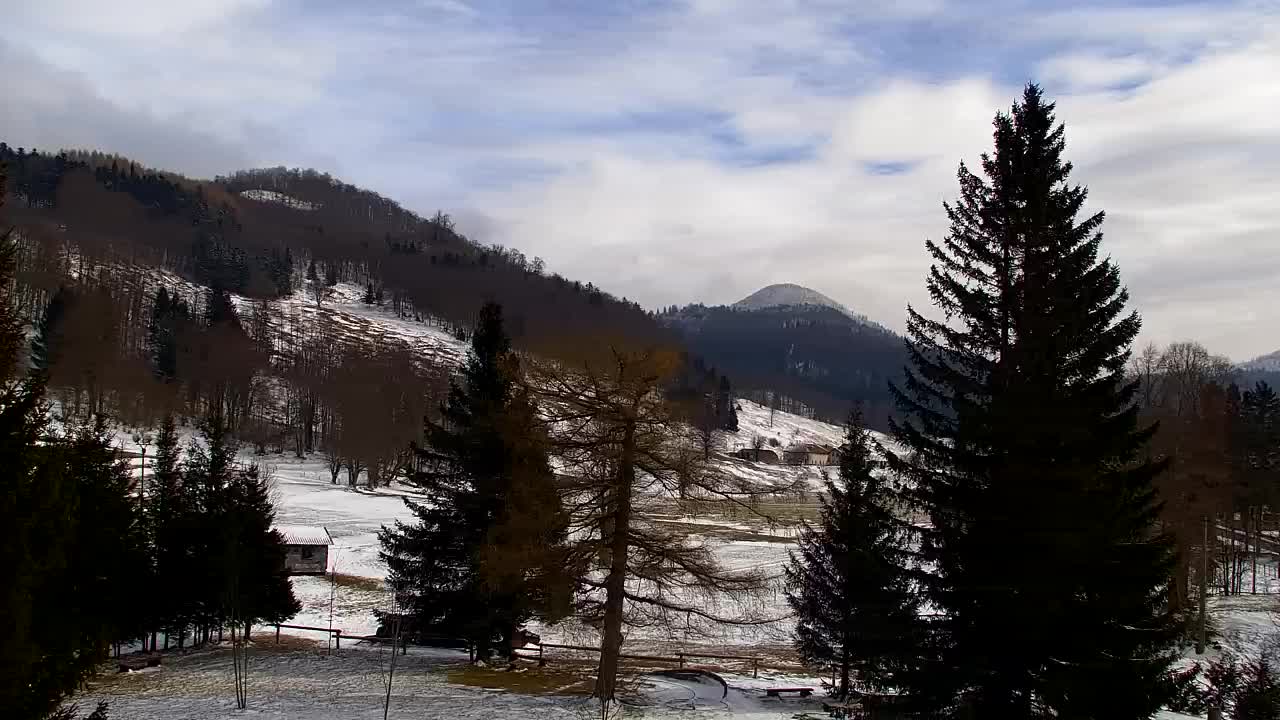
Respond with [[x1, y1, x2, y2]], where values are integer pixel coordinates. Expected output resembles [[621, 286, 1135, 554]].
[[222, 461, 300, 636], [31, 286, 72, 376], [147, 415, 192, 638], [306, 258, 318, 283], [363, 281, 376, 304], [786, 408, 916, 698], [379, 301, 570, 661], [59, 418, 151, 654], [148, 288, 191, 382], [204, 286, 239, 328], [324, 262, 338, 287], [718, 375, 739, 431], [885, 84, 1178, 717]]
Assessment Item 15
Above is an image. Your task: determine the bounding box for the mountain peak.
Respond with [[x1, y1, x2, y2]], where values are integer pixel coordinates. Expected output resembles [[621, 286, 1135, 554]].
[[733, 283, 852, 317]]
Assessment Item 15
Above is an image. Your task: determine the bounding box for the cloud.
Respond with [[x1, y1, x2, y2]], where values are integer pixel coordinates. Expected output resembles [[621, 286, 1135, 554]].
[[0, 41, 256, 177], [1, 0, 1278, 361]]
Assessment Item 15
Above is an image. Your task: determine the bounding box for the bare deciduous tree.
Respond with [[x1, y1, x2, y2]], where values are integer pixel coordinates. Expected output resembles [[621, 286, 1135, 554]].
[[529, 346, 792, 707]]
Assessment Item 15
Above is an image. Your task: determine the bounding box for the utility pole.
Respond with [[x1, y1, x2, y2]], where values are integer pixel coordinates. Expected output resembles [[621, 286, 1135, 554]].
[[138, 445, 146, 505], [1198, 514, 1208, 654]]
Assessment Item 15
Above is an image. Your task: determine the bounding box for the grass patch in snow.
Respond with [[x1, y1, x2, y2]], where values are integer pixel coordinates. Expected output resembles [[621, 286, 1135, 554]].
[[448, 664, 595, 695], [330, 572, 384, 592]]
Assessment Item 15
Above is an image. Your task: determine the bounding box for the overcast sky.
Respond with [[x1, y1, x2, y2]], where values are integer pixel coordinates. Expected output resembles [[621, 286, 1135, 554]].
[[2, 1, 1278, 361]]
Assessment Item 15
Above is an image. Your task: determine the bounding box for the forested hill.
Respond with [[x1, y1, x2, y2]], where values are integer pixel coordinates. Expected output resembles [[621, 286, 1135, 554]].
[[660, 300, 907, 430], [0, 143, 669, 360]]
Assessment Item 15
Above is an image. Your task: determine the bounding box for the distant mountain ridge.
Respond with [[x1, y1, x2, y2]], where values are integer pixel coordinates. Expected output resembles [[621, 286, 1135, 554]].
[[1240, 350, 1280, 373], [661, 284, 907, 429]]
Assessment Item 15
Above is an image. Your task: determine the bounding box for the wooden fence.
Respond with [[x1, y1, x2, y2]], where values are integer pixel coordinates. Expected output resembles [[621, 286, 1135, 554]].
[[521, 642, 761, 678], [266, 625, 763, 677]]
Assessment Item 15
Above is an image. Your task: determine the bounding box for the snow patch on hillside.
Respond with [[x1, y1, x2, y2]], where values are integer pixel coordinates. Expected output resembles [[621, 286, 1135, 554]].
[[240, 188, 320, 211]]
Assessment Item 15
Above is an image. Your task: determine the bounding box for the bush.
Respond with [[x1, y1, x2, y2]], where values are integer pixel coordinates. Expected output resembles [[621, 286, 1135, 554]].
[[1172, 653, 1280, 720]]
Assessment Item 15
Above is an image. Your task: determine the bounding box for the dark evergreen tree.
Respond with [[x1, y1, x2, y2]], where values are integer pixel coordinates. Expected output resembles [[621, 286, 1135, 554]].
[[58, 418, 151, 654], [306, 258, 318, 283], [717, 375, 739, 431], [221, 461, 300, 635], [786, 408, 916, 698], [31, 286, 73, 376], [363, 281, 376, 304], [1237, 382, 1280, 509], [324, 262, 338, 287], [148, 288, 190, 381], [885, 84, 1178, 717], [379, 301, 570, 661], [147, 415, 193, 638], [204, 286, 239, 329]]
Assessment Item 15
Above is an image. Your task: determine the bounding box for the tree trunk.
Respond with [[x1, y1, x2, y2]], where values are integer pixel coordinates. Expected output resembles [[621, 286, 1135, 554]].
[[596, 421, 636, 704], [840, 642, 851, 700]]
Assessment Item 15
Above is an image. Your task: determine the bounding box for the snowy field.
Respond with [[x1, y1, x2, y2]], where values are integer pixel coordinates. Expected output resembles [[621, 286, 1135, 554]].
[[71, 640, 842, 720]]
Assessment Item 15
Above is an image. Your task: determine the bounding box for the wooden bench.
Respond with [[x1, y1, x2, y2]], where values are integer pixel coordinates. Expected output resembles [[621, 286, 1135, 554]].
[[766, 687, 814, 698]]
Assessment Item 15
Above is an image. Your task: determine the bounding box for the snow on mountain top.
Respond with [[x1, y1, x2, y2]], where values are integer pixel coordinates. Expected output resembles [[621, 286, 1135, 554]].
[[733, 283, 852, 316]]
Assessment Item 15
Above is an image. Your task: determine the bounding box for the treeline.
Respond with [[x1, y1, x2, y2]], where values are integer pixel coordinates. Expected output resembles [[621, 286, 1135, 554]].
[[144, 416, 300, 651], [1130, 341, 1280, 619], [1, 164, 298, 719]]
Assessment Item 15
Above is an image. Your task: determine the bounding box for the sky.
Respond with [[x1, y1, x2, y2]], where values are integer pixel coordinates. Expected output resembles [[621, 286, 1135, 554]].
[[2, 0, 1278, 362]]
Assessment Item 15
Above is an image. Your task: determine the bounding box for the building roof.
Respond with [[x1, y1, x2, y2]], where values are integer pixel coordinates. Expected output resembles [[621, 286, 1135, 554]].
[[785, 443, 835, 454], [274, 525, 332, 546]]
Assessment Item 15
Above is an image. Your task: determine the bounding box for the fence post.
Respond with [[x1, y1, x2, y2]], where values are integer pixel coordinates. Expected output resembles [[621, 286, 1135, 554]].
[[276, 625, 281, 644], [538, 644, 545, 667], [335, 632, 340, 650], [678, 653, 684, 669], [753, 658, 758, 679]]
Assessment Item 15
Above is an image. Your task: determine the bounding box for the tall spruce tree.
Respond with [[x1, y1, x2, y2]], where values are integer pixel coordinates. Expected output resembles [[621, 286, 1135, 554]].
[[379, 301, 570, 661], [31, 286, 72, 376], [786, 408, 916, 698], [222, 461, 300, 637], [885, 84, 1178, 718], [148, 288, 190, 381], [147, 415, 193, 640]]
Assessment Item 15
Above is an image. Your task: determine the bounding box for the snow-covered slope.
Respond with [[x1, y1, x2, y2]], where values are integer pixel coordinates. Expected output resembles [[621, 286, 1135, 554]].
[[733, 283, 852, 316], [239, 188, 320, 211]]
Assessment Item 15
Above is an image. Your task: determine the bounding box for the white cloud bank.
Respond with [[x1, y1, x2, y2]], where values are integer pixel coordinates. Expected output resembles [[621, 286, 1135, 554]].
[[1, 0, 1278, 361]]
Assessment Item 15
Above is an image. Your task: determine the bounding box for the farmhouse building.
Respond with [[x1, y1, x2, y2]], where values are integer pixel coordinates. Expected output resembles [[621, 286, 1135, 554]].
[[733, 447, 781, 464], [783, 443, 836, 466]]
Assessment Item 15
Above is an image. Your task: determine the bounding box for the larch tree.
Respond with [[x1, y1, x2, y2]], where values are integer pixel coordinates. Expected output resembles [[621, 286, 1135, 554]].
[[528, 345, 789, 709], [885, 84, 1179, 718], [785, 408, 917, 699]]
